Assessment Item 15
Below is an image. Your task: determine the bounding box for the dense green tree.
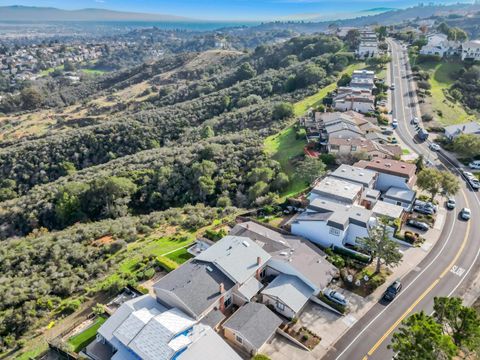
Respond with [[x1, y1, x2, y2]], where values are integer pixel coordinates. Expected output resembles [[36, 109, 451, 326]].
[[20, 87, 43, 110], [296, 157, 326, 184], [433, 297, 480, 351], [200, 125, 215, 139], [248, 181, 269, 201], [358, 218, 402, 273], [417, 168, 444, 201], [453, 133, 480, 159], [376, 26, 388, 40], [236, 62, 256, 81], [389, 312, 457, 360], [337, 73, 352, 87], [345, 29, 361, 50], [272, 102, 294, 120]]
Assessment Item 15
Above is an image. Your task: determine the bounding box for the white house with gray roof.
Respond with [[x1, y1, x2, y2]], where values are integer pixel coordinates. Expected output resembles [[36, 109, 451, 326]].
[[329, 164, 377, 189], [309, 176, 363, 205], [291, 199, 374, 249], [90, 295, 241, 360]]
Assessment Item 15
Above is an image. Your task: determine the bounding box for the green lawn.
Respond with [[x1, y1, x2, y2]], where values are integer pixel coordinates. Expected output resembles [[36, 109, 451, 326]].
[[165, 247, 194, 264], [67, 316, 106, 352], [293, 62, 366, 116], [264, 62, 366, 198], [81, 68, 108, 76], [417, 60, 474, 126]]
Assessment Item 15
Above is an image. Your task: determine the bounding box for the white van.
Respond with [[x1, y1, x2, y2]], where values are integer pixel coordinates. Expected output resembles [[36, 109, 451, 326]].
[[469, 160, 480, 170]]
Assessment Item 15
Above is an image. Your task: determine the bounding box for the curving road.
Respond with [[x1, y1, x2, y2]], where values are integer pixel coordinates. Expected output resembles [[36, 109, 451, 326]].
[[323, 38, 480, 360]]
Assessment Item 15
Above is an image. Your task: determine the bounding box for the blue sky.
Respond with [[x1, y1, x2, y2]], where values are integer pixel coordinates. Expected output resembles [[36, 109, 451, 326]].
[[0, 0, 467, 21]]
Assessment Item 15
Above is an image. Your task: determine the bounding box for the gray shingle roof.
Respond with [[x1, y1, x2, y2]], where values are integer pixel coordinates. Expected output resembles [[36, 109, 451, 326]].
[[223, 302, 282, 350], [384, 187, 416, 203], [231, 222, 338, 291], [153, 260, 234, 318], [195, 236, 271, 284], [330, 164, 377, 188], [261, 274, 314, 313]]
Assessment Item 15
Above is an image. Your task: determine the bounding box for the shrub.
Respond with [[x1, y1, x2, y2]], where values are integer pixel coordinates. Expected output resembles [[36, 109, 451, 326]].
[[422, 113, 433, 122], [317, 293, 346, 313], [252, 355, 271, 360], [328, 254, 346, 268], [156, 256, 179, 272], [333, 246, 371, 263]]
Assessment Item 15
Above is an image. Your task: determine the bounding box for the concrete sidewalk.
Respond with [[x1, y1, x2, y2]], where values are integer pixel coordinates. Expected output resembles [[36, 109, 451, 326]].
[[262, 208, 447, 360]]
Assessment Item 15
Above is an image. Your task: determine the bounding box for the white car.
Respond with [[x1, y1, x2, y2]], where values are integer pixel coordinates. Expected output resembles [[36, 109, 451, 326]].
[[469, 160, 480, 170], [411, 117, 419, 125], [429, 143, 441, 151], [460, 208, 471, 220]]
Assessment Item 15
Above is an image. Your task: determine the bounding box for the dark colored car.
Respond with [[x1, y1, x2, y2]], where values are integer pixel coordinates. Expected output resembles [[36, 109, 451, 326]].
[[383, 281, 403, 301], [406, 219, 429, 231]]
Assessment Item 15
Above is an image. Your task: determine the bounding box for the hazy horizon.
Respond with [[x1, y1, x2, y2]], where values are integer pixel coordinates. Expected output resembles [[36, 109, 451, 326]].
[[0, 0, 471, 21]]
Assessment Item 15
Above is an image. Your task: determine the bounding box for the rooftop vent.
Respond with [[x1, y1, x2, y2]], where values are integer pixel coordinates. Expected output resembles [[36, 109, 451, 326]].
[[242, 240, 250, 247], [280, 252, 288, 256], [206, 266, 213, 272]]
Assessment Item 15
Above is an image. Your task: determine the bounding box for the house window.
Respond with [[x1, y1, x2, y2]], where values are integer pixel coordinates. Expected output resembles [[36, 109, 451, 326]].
[[235, 335, 243, 344], [276, 302, 285, 311], [329, 227, 341, 236], [396, 201, 402, 206]]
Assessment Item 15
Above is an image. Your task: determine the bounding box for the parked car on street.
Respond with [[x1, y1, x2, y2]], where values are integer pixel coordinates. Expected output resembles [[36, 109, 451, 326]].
[[446, 198, 456, 210], [323, 288, 348, 307], [468, 178, 480, 190], [390, 84, 395, 90], [382, 281, 402, 301], [460, 208, 471, 220], [406, 219, 429, 231], [411, 117, 419, 125], [469, 160, 480, 170], [429, 143, 441, 151], [392, 119, 398, 129]]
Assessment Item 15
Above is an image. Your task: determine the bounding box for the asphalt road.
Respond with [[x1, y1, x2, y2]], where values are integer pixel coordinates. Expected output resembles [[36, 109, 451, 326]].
[[323, 39, 480, 360]]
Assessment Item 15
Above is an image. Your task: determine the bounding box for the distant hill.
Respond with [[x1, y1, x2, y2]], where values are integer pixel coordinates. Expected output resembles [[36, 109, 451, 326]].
[[0, 5, 194, 22]]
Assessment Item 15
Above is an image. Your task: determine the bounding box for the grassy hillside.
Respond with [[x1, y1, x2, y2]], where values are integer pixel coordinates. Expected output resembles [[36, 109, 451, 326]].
[[264, 62, 366, 198], [416, 60, 474, 126]]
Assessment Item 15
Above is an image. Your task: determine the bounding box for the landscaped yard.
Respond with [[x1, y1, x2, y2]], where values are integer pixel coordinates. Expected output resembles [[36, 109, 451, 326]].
[[264, 62, 366, 199], [165, 247, 194, 264], [415, 60, 474, 126], [67, 316, 107, 352]]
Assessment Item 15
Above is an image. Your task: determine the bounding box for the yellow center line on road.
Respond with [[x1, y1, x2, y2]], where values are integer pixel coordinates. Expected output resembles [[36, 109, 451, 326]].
[[364, 40, 473, 359]]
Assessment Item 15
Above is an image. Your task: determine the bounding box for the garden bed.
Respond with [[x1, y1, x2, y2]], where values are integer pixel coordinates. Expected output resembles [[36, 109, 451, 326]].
[[339, 266, 390, 297], [279, 324, 321, 350]]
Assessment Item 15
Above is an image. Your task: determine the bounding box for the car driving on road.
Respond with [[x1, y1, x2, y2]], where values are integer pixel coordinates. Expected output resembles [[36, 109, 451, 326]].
[[323, 288, 348, 307], [468, 178, 480, 190], [382, 281, 402, 301], [446, 198, 456, 210], [460, 208, 471, 220], [429, 143, 441, 151], [406, 219, 429, 231]]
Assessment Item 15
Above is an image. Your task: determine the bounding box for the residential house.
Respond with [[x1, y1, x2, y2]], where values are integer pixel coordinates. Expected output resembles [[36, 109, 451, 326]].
[[420, 33, 461, 57], [230, 221, 339, 292], [444, 121, 480, 140], [223, 302, 282, 356], [91, 295, 242, 360], [356, 30, 379, 58], [333, 87, 375, 113], [372, 200, 406, 222], [308, 176, 363, 205], [382, 187, 416, 211], [327, 137, 402, 159], [354, 158, 417, 192], [461, 40, 480, 61], [291, 198, 373, 249], [316, 111, 378, 142], [329, 164, 377, 188], [261, 274, 315, 319], [154, 236, 271, 320], [350, 70, 376, 91]]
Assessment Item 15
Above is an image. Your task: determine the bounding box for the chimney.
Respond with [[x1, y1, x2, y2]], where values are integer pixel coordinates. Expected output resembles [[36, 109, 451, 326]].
[[257, 256, 262, 266], [219, 283, 225, 294]]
